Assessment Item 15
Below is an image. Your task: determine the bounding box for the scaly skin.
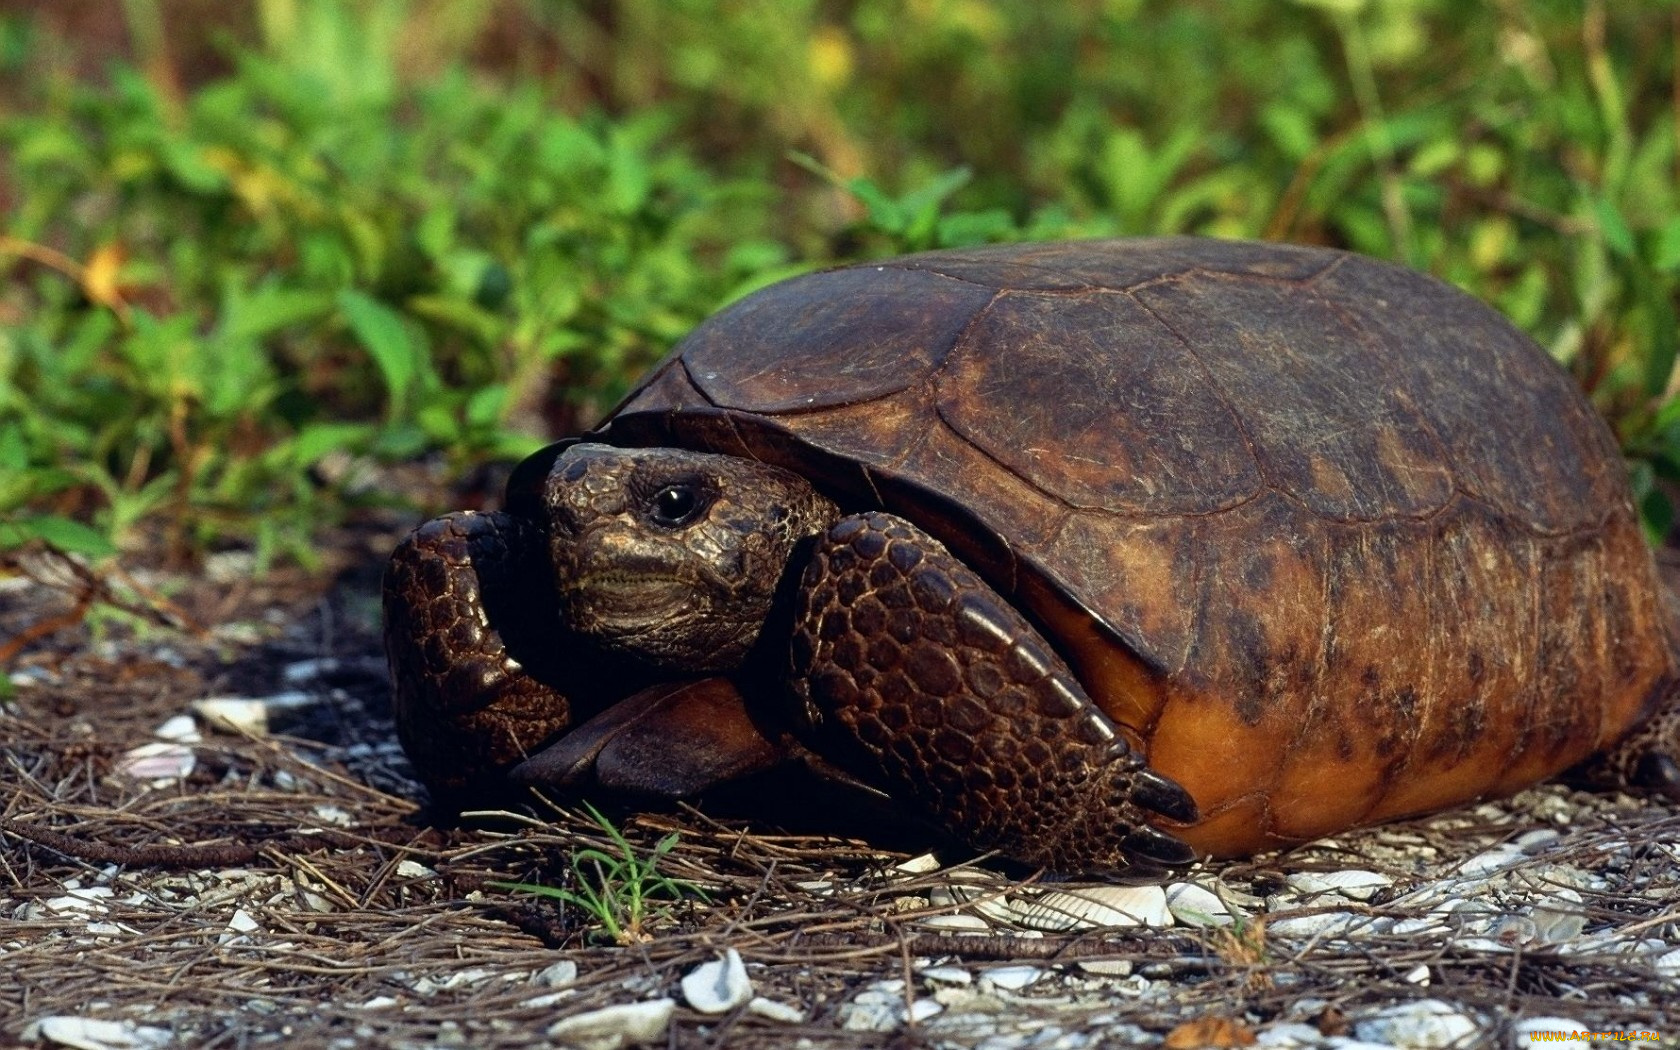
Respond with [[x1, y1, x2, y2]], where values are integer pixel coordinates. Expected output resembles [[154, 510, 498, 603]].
[[790, 511, 1198, 876]]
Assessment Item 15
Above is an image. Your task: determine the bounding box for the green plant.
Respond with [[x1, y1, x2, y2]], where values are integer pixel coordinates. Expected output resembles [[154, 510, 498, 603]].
[[492, 804, 705, 946]]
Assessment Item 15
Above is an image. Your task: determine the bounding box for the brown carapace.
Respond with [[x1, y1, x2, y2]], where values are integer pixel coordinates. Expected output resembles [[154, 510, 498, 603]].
[[384, 238, 1680, 875]]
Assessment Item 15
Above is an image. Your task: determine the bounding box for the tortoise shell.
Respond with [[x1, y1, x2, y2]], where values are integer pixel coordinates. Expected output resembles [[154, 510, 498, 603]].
[[555, 237, 1675, 856]]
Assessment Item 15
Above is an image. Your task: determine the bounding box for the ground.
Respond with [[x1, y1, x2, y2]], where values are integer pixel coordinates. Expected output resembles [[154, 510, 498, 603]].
[[2, 520, 1677, 1049]]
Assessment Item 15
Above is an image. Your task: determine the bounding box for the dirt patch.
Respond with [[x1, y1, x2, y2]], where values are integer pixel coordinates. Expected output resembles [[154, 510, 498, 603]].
[[2, 532, 1677, 1048]]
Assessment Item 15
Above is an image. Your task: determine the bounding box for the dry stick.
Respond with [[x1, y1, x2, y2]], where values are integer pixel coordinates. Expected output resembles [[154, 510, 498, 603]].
[[0, 818, 443, 870]]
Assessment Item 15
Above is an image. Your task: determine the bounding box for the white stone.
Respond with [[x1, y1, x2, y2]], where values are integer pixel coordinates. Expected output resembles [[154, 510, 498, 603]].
[[1076, 959, 1134, 977], [918, 965, 973, 985], [1529, 890, 1586, 944], [1514, 828, 1561, 853], [546, 999, 675, 1050], [980, 965, 1045, 991], [1403, 964, 1430, 986], [29, 1016, 172, 1050], [1353, 999, 1479, 1048], [746, 997, 805, 1023], [191, 697, 269, 736], [534, 960, 579, 988], [1166, 882, 1235, 926], [396, 860, 436, 879], [153, 714, 200, 743], [1654, 947, 1680, 977], [681, 949, 752, 1014]]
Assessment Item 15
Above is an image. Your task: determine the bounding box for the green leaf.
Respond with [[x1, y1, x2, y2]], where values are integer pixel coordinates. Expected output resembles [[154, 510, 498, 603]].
[[0, 515, 117, 557], [220, 287, 336, 343], [1591, 195, 1637, 260], [339, 290, 422, 418]]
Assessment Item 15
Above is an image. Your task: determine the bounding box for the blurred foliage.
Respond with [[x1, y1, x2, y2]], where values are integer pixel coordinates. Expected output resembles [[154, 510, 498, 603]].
[[2, 0, 1679, 564]]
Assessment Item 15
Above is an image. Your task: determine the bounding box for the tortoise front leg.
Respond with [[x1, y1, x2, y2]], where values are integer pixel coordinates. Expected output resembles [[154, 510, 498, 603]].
[[790, 512, 1200, 877], [384, 511, 605, 803]]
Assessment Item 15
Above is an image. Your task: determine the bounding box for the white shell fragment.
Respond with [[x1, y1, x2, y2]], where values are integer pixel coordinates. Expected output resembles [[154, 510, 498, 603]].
[[546, 999, 675, 1050], [1353, 999, 1479, 1048], [680, 948, 752, 1014], [1166, 882, 1235, 926], [27, 1016, 172, 1050], [115, 742, 194, 783], [979, 965, 1045, 991], [1010, 884, 1172, 931], [893, 852, 942, 874], [191, 697, 269, 736], [1286, 869, 1392, 901], [153, 714, 200, 743], [746, 997, 805, 1023]]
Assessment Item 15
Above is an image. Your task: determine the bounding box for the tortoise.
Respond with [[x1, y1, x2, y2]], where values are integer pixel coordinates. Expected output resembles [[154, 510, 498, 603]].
[[383, 237, 1680, 876]]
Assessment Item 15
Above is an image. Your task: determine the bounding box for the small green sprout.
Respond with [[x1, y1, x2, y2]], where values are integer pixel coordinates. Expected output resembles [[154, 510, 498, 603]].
[[494, 803, 707, 945]]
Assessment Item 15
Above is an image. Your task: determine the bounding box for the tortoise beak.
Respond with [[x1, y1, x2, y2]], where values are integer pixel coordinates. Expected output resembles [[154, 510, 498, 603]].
[[510, 677, 790, 798]]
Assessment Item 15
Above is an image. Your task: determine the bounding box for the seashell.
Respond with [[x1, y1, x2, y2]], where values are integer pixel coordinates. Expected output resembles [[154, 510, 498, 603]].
[[1166, 882, 1234, 926], [1265, 910, 1375, 940], [747, 997, 805, 1024], [116, 742, 195, 782], [1008, 884, 1171, 931], [546, 999, 675, 1050], [915, 912, 993, 933], [1285, 869, 1393, 901], [681, 948, 752, 1014], [1353, 999, 1480, 1048], [980, 965, 1046, 991], [893, 852, 942, 874]]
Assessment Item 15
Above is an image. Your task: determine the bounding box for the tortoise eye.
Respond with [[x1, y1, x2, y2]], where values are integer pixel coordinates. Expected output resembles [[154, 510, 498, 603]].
[[650, 483, 703, 527]]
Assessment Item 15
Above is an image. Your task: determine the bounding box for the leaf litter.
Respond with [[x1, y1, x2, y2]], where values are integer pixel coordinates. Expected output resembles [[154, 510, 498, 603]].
[[2, 531, 1677, 1048]]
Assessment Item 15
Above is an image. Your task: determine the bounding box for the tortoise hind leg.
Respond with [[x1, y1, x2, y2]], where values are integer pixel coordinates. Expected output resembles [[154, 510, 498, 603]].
[[790, 511, 1200, 877], [1586, 683, 1680, 802]]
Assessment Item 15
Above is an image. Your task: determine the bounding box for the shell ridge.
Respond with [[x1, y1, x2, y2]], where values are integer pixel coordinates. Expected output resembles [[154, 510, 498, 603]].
[[1314, 287, 1460, 516], [1122, 285, 1270, 499]]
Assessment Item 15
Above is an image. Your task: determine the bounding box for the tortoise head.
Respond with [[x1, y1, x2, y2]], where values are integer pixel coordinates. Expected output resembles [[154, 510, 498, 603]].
[[543, 443, 838, 672]]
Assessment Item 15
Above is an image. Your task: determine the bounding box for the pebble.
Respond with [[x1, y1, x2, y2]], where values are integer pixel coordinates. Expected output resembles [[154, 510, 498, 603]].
[[25, 1016, 172, 1050], [1352, 999, 1479, 1048], [1256, 1022, 1328, 1047], [533, 961, 579, 988], [918, 964, 973, 985], [746, 997, 806, 1023], [1529, 890, 1587, 944], [545, 999, 675, 1050], [1512, 1017, 1592, 1046], [680, 948, 752, 1014], [1010, 884, 1171, 931], [153, 714, 200, 743], [980, 965, 1045, 991], [1654, 947, 1680, 978]]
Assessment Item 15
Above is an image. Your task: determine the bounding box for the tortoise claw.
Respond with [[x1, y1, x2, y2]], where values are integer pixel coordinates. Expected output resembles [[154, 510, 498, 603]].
[[1122, 824, 1198, 867], [1132, 768, 1199, 824]]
